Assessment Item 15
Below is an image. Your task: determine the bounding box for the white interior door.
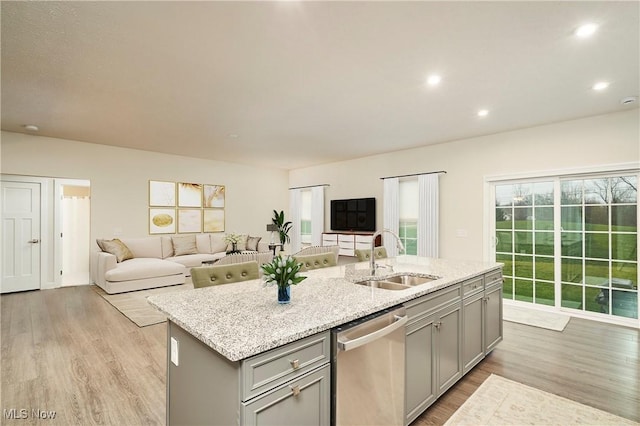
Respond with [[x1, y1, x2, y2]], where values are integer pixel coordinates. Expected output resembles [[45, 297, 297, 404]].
[[1, 181, 41, 293]]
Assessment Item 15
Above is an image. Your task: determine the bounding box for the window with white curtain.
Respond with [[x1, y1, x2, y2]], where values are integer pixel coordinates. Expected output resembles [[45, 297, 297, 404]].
[[399, 179, 418, 255], [300, 189, 312, 246]]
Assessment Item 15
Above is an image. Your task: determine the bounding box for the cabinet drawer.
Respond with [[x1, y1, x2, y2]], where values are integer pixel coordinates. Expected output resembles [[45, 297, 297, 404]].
[[338, 234, 355, 243], [462, 276, 484, 297], [322, 235, 337, 245], [485, 270, 503, 287], [339, 248, 355, 257], [242, 364, 330, 426], [355, 235, 373, 244], [405, 285, 461, 323], [241, 331, 330, 401]]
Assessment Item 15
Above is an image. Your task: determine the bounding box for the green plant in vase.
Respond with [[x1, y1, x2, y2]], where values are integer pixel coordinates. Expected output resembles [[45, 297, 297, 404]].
[[261, 255, 306, 304], [272, 210, 292, 249], [224, 233, 241, 253]]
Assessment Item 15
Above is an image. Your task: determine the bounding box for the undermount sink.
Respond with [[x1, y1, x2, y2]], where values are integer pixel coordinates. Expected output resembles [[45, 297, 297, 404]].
[[354, 274, 441, 291], [355, 280, 411, 291], [384, 274, 438, 286]]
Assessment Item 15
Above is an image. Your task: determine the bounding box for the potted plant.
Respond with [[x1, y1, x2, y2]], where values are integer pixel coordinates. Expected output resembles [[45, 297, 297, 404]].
[[272, 210, 292, 249], [261, 255, 306, 304], [224, 233, 241, 253]]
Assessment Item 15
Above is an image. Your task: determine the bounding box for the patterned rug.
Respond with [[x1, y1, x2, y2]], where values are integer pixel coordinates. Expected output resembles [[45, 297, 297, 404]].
[[503, 303, 571, 331], [93, 283, 193, 327], [444, 374, 637, 425]]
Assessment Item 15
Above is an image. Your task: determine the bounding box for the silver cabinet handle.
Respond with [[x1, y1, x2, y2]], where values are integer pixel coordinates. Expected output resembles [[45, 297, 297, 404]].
[[28, 239, 40, 244], [290, 359, 300, 369], [290, 385, 301, 397]]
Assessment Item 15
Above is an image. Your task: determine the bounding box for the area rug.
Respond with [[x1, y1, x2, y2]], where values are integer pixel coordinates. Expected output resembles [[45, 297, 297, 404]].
[[503, 303, 570, 331], [93, 283, 193, 327], [444, 374, 637, 425]]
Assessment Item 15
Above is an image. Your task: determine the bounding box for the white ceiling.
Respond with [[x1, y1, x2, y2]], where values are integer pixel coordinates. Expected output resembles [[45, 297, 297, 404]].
[[2, 1, 638, 170]]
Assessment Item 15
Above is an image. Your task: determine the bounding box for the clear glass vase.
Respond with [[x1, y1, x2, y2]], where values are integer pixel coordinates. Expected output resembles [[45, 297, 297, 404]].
[[277, 285, 291, 304]]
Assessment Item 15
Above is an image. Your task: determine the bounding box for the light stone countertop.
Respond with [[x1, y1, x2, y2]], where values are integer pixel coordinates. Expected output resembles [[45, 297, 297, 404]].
[[147, 256, 502, 362]]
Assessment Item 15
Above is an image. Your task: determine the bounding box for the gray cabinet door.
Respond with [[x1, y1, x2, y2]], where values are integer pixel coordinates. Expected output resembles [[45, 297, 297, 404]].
[[485, 283, 503, 353], [462, 291, 484, 373], [405, 315, 435, 424], [242, 364, 330, 426], [436, 303, 462, 395]]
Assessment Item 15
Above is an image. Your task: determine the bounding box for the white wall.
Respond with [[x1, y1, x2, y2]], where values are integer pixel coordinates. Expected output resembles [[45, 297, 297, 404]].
[[289, 110, 640, 261], [1, 131, 289, 250]]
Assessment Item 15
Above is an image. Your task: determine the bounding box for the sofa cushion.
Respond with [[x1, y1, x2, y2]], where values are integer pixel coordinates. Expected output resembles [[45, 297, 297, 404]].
[[237, 234, 249, 251], [105, 258, 185, 282], [172, 235, 198, 256], [165, 253, 225, 268], [210, 233, 227, 253], [161, 236, 174, 258], [196, 234, 212, 254], [98, 238, 134, 263], [246, 236, 262, 251], [120, 237, 163, 259]]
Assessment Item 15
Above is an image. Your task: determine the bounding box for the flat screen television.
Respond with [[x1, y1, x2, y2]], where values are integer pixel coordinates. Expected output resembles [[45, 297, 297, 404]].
[[330, 197, 376, 232]]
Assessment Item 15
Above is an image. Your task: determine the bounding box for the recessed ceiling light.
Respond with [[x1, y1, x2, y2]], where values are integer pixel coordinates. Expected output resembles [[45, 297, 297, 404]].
[[426, 74, 442, 87], [23, 124, 39, 131], [592, 81, 610, 91], [621, 96, 638, 105], [575, 23, 598, 38], [477, 109, 489, 117]]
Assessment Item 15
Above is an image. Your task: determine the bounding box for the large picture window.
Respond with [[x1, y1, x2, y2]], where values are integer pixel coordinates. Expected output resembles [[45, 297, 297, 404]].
[[491, 173, 638, 322]]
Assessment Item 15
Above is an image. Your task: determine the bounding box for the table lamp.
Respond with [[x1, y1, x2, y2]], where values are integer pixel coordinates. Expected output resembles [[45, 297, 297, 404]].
[[266, 224, 278, 244]]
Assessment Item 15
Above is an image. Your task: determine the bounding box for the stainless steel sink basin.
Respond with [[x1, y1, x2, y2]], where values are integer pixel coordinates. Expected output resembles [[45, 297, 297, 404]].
[[354, 274, 440, 291], [384, 274, 438, 286], [355, 280, 410, 291]]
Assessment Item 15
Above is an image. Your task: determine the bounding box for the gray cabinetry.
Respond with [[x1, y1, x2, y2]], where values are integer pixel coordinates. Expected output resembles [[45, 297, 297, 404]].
[[404, 285, 461, 425], [484, 275, 503, 353], [462, 271, 503, 373], [167, 322, 330, 425]]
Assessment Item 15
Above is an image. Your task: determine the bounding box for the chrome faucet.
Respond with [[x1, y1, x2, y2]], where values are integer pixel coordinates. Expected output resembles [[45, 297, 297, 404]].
[[370, 229, 405, 275]]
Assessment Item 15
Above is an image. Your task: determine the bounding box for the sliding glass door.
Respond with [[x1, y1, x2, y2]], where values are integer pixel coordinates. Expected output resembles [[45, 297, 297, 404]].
[[491, 173, 638, 322]]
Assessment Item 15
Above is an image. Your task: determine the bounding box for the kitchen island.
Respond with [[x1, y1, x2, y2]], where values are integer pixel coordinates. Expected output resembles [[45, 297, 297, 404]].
[[148, 256, 503, 425]]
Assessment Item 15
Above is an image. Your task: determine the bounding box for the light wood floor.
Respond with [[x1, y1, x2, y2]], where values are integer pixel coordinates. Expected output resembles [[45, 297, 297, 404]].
[[1, 285, 638, 425]]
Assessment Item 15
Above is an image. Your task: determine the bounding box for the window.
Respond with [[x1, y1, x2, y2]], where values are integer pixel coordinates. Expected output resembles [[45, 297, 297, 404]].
[[300, 189, 312, 246], [399, 179, 418, 255], [495, 181, 555, 306], [492, 173, 638, 322]]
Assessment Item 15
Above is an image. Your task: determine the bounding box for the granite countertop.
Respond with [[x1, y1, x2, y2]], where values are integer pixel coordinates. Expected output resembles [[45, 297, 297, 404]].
[[147, 256, 502, 362]]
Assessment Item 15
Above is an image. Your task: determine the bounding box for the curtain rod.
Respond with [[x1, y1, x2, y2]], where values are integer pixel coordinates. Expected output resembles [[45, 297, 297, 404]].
[[380, 170, 447, 180], [288, 183, 330, 190]]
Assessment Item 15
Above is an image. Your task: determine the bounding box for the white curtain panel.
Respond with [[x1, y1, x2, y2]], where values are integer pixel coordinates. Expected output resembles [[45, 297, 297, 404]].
[[418, 174, 439, 257], [289, 189, 302, 254], [383, 178, 400, 256], [310, 186, 325, 246]]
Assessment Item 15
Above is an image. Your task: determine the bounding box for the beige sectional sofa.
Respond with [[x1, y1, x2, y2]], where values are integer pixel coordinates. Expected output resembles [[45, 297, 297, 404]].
[[92, 233, 268, 294]]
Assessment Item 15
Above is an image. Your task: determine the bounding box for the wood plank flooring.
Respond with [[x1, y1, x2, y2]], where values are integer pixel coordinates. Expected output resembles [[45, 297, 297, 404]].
[[1, 285, 638, 425]]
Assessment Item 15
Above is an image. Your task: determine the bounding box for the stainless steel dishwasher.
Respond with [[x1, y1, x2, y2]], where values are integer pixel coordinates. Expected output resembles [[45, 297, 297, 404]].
[[332, 305, 407, 426]]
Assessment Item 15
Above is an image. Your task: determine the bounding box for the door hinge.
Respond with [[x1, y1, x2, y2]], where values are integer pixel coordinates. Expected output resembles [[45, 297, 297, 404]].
[[60, 270, 63, 276]]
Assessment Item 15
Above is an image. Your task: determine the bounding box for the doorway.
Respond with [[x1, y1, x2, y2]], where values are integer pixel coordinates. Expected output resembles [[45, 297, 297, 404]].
[[56, 179, 91, 286]]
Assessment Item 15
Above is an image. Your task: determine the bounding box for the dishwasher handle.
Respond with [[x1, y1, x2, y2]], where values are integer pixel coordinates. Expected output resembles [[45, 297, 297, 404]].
[[337, 314, 408, 352]]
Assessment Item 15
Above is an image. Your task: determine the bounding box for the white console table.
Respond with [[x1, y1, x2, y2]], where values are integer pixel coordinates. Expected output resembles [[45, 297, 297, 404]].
[[321, 232, 375, 257]]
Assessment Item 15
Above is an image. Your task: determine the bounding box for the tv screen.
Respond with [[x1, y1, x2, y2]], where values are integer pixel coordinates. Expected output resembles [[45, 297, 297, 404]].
[[331, 197, 376, 232]]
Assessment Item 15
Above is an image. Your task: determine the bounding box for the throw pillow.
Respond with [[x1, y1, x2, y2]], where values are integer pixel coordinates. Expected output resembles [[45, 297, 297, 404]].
[[98, 239, 134, 263], [172, 235, 198, 256], [236, 234, 249, 251], [246, 236, 261, 251], [210, 234, 228, 253]]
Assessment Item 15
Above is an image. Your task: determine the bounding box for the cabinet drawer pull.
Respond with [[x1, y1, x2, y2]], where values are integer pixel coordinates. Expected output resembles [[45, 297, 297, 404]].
[[290, 385, 301, 396], [290, 359, 300, 369]]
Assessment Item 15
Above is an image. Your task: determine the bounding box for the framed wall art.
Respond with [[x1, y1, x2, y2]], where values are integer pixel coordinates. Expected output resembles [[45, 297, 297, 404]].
[[178, 182, 203, 208], [203, 184, 225, 208], [149, 180, 176, 207], [149, 208, 176, 234], [178, 209, 202, 233], [203, 208, 225, 232]]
